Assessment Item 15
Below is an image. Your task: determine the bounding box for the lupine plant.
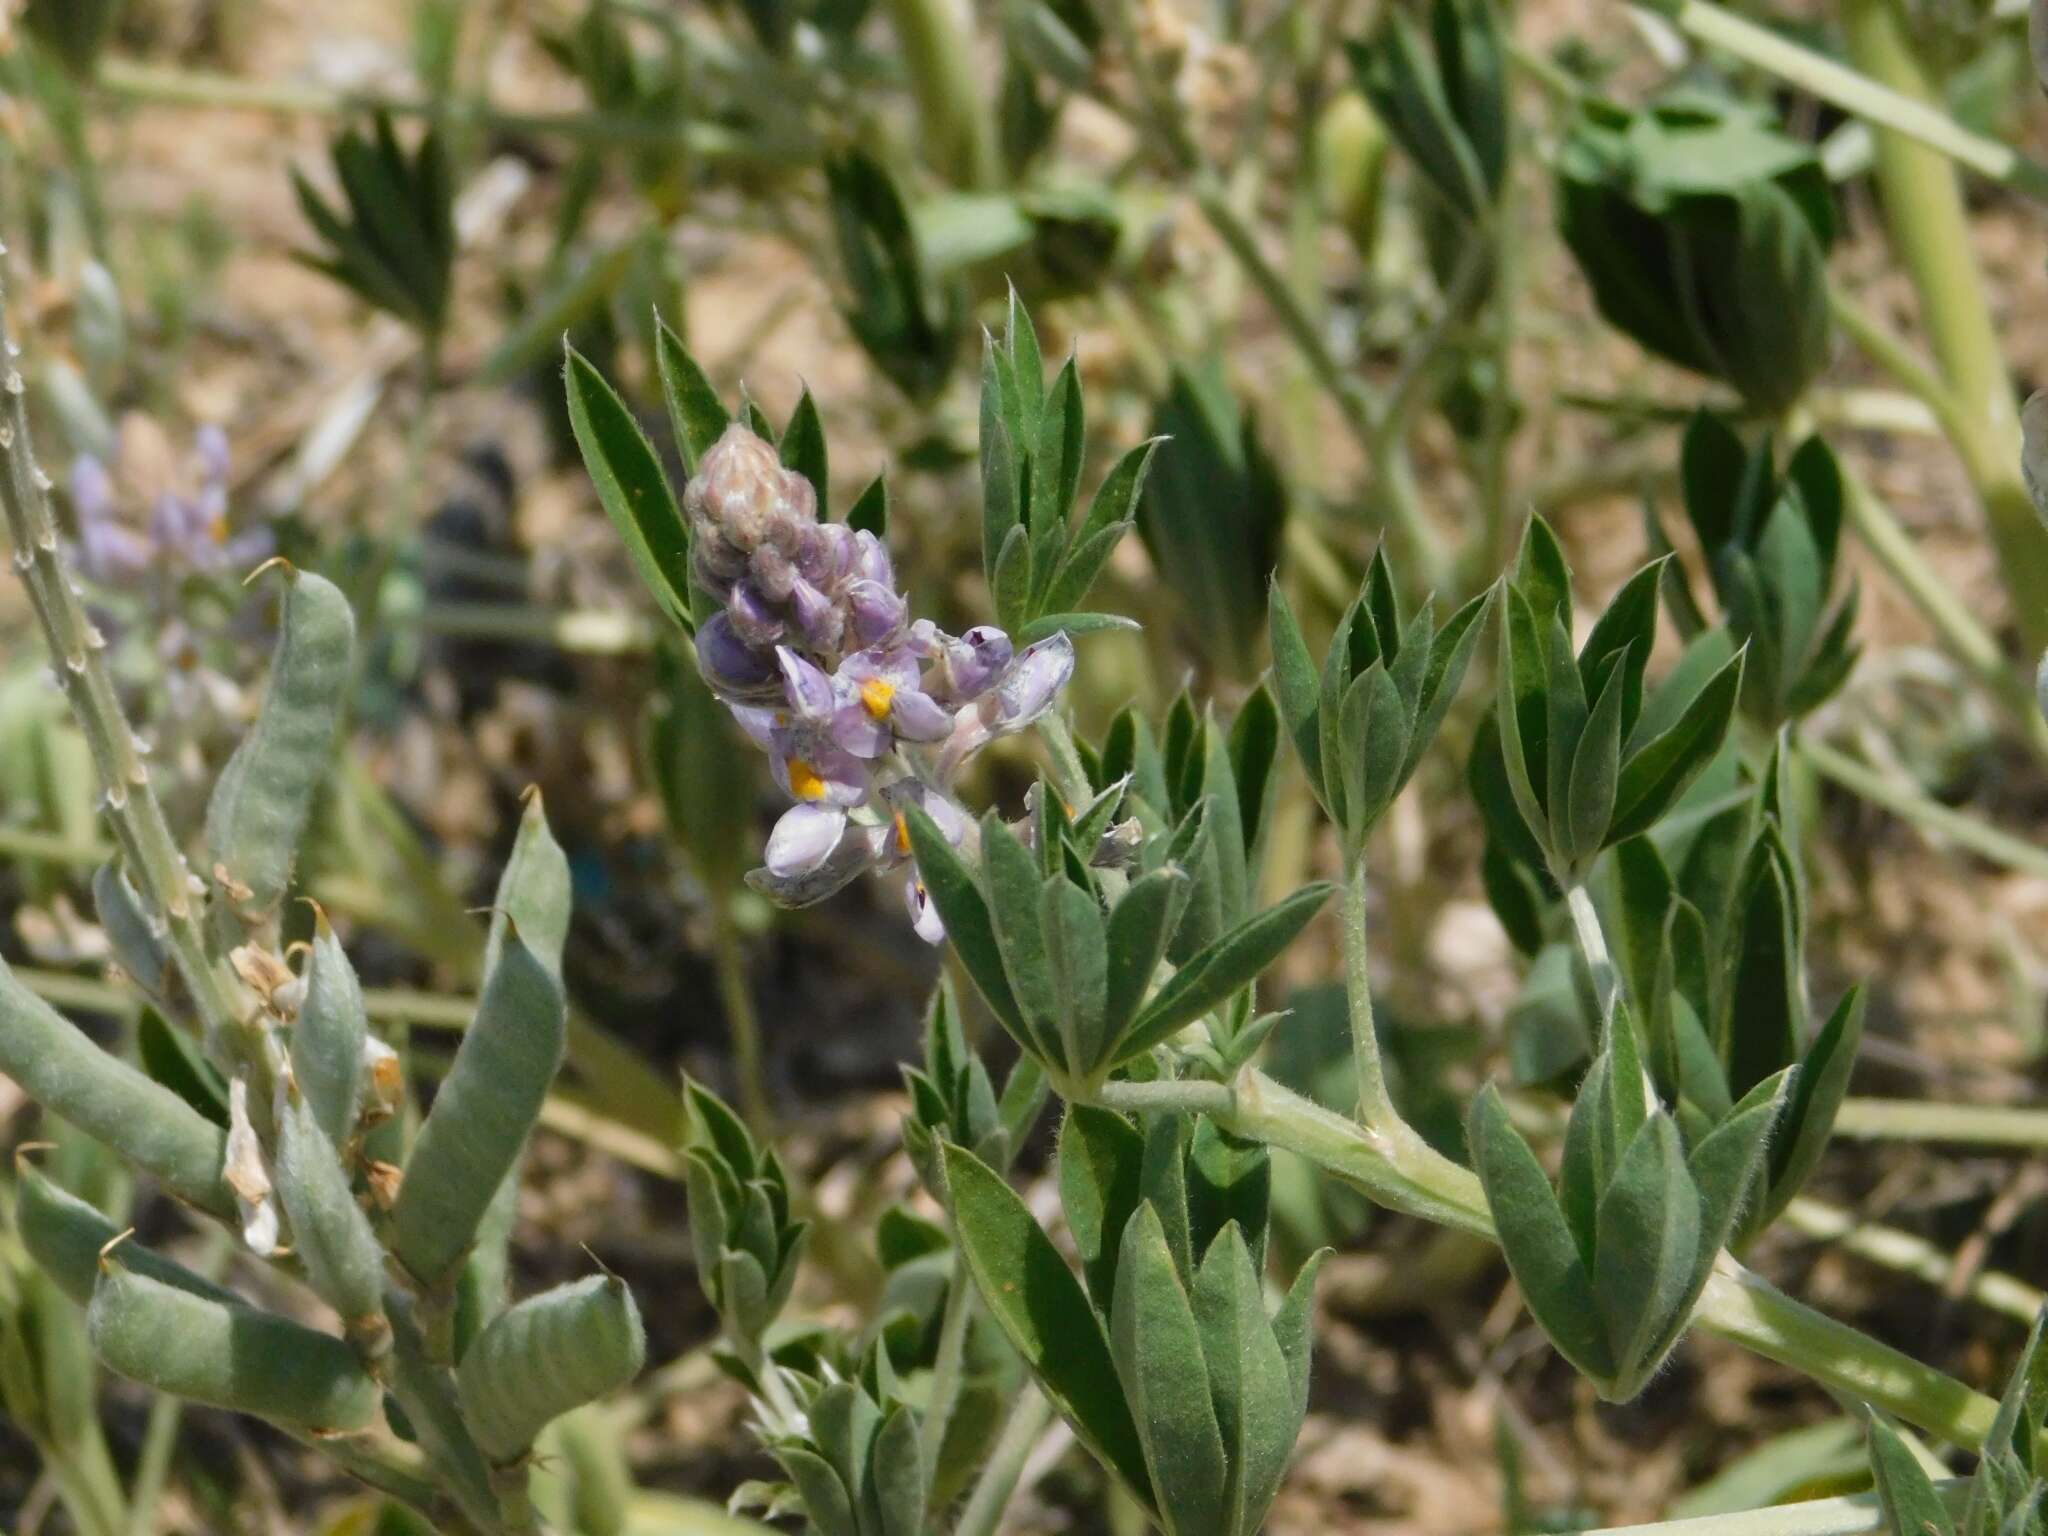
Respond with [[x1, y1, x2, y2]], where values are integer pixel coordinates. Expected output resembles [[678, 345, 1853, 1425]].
[[570, 281, 2048, 1533], [12, 0, 2048, 1531]]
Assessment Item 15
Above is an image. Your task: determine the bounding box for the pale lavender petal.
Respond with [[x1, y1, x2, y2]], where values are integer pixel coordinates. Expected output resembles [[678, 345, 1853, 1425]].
[[764, 802, 848, 878], [852, 529, 894, 589], [989, 632, 1075, 730], [829, 699, 893, 758], [195, 424, 231, 482], [71, 455, 114, 523], [728, 703, 781, 748], [777, 647, 836, 719], [934, 625, 1014, 702], [888, 687, 953, 741], [845, 580, 907, 648], [771, 743, 868, 807]]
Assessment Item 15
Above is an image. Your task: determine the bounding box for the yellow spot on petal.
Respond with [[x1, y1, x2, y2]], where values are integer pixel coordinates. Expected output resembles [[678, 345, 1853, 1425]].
[[788, 759, 827, 800], [895, 812, 912, 856], [860, 677, 896, 720]]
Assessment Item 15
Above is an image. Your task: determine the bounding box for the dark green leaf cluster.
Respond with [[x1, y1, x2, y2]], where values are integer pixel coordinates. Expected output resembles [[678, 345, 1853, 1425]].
[[945, 1110, 1322, 1535], [1868, 1305, 2048, 1536], [827, 152, 967, 403], [1608, 752, 1864, 1243], [681, 1080, 806, 1348], [1270, 546, 1491, 855], [1137, 365, 1288, 679], [1660, 414, 1860, 727], [907, 767, 1330, 1096], [981, 293, 1153, 642], [902, 976, 1049, 1191], [292, 111, 455, 341], [1348, 0, 1507, 228], [1469, 999, 1788, 1402], [767, 1369, 929, 1536], [1484, 517, 1745, 888], [1558, 94, 1834, 415]]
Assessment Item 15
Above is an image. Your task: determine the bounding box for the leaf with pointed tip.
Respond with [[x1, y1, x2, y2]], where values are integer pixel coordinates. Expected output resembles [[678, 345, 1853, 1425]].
[[941, 1142, 1153, 1507], [1075, 438, 1161, 550], [1112, 1205, 1229, 1536], [1563, 655, 1627, 872], [1043, 877, 1110, 1075], [1495, 588, 1549, 847], [1754, 988, 1864, 1235], [1404, 585, 1493, 784], [1338, 664, 1412, 841], [904, 809, 1027, 1047], [1593, 1114, 1700, 1390], [1867, 1413, 1957, 1536], [848, 473, 888, 538], [1687, 1069, 1790, 1280], [1103, 868, 1190, 1066], [652, 319, 730, 476], [1267, 584, 1326, 807], [779, 388, 829, 518], [1470, 1085, 1615, 1381], [1271, 1250, 1327, 1417], [1193, 1224, 1298, 1536], [1016, 610, 1140, 646], [1060, 1105, 1147, 1315], [1119, 884, 1335, 1063], [566, 343, 693, 631], [1579, 560, 1665, 740], [1608, 650, 1745, 844]]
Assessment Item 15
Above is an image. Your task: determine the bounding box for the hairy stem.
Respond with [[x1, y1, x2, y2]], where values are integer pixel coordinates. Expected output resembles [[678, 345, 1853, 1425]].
[[1840, 0, 2048, 656], [1217, 1066, 2017, 1454], [1340, 854, 1395, 1125], [0, 292, 277, 1120], [920, 1252, 977, 1472]]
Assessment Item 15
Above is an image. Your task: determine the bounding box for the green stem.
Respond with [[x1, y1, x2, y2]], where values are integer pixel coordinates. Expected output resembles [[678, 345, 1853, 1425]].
[[1782, 1196, 2043, 1326], [0, 824, 114, 865], [1035, 712, 1094, 806], [709, 891, 772, 1136], [382, 1288, 508, 1534], [0, 293, 251, 1061], [1834, 1097, 2048, 1149], [1831, 462, 2048, 758], [1217, 1066, 2015, 1453], [1581, 1480, 1965, 1536], [920, 1253, 977, 1473], [1840, 0, 2048, 656], [1340, 854, 1395, 1125], [881, 0, 999, 189], [1563, 883, 1621, 1035], [1095, 1078, 1236, 1116], [951, 1386, 1056, 1536], [1799, 738, 2048, 878], [1640, 0, 2048, 198]]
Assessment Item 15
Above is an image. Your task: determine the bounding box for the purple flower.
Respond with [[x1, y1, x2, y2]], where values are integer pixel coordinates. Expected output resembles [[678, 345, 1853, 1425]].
[[678, 425, 1090, 944]]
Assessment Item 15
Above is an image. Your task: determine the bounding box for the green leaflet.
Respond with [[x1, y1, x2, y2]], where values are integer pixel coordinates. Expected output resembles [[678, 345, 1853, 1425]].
[[1117, 882, 1335, 1062], [0, 954, 232, 1218], [92, 862, 168, 1004], [1059, 1105, 1146, 1314], [88, 1261, 379, 1432], [457, 1274, 647, 1463], [1191, 1225, 1298, 1536], [1111, 1204, 1228, 1536], [1592, 1115, 1700, 1383], [485, 789, 574, 982], [203, 567, 354, 923], [939, 1141, 1153, 1509], [391, 926, 566, 1286], [1867, 1413, 1959, 1536], [565, 341, 695, 632], [1469, 1085, 1614, 1380]]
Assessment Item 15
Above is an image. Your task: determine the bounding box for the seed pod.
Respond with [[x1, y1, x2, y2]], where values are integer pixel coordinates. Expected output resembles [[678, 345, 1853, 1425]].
[[455, 1274, 646, 1463], [0, 955, 233, 1218], [203, 567, 355, 923], [390, 927, 565, 1286], [274, 1097, 388, 1356], [87, 1261, 380, 1432], [292, 916, 368, 1147], [92, 862, 169, 1004], [15, 1161, 236, 1309]]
